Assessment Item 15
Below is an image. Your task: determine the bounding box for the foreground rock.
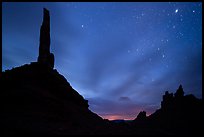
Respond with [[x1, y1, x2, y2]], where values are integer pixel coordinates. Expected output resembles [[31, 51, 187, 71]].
[[2, 63, 108, 135]]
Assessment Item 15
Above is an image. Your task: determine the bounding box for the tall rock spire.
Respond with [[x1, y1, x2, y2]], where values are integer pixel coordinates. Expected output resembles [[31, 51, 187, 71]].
[[37, 8, 54, 69]]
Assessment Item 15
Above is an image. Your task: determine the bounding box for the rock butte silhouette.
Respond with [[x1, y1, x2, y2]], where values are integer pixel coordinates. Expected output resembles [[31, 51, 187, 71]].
[[2, 8, 202, 135]]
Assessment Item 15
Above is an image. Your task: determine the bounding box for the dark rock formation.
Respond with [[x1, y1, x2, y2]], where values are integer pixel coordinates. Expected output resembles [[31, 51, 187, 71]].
[[133, 84, 202, 135], [1, 63, 108, 135], [37, 8, 54, 69], [174, 84, 184, 98], [135, 111, 147, 121], [1, 8, 108, 135], [161, 91, 174, 109]]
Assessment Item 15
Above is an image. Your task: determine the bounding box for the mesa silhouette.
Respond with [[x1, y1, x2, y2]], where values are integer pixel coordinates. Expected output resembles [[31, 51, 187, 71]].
[[2, 8, 202, 135]]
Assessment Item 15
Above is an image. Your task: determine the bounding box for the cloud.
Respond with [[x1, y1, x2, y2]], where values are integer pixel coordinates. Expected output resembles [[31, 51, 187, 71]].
[[118, 96, 131, 102]]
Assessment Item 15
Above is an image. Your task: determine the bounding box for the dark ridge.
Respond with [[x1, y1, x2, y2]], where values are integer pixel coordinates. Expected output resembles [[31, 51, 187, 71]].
[[133, 85, 202, 135], [2, 62, 109, 135]]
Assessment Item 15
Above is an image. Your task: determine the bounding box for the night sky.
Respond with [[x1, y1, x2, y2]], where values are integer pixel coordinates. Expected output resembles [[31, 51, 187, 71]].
[[2, 2, 202, 120]]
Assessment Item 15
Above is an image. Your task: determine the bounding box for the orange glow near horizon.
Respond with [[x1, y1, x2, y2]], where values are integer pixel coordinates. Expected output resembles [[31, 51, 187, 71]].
[[99, 112, 152, 120], [99, 114, 135, 120]]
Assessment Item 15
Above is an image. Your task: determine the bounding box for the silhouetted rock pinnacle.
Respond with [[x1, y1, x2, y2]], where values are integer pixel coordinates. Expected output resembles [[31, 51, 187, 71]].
[[133, 85, 202, 135], [136, 111, 147, 121], [37, 8, 54, 69], [2, 8, 108, 135], [174, 84, 184, 98]]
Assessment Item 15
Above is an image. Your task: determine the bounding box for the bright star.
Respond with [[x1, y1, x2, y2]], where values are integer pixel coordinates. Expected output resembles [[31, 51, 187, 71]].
[[175, 9, 178, 13]]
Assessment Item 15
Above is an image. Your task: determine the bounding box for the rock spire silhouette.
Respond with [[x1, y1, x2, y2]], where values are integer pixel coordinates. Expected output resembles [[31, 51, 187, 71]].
[[37, 8, 54, 69]]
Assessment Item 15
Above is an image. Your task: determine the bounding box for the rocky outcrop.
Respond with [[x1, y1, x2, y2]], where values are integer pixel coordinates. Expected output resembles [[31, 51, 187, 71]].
[[2, 8, 108, 135], [133, 85, 202, 135], [1, 62, 107, 135], [37, 8, 54, 69], [135, 111, 147, 121]]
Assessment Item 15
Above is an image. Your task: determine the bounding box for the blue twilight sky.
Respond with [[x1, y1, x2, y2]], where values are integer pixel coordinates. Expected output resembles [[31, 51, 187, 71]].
[[2, 2, 202, 120]]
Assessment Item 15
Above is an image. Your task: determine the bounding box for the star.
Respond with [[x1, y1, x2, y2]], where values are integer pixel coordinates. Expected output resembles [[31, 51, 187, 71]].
[[179, 32, 184, 37], [193, 10, 195, 13], [81, 24, 84, 28], [162, 54, 165, 58], [175, 9, 178, 13]]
